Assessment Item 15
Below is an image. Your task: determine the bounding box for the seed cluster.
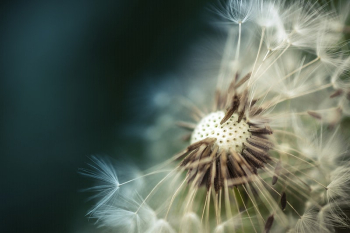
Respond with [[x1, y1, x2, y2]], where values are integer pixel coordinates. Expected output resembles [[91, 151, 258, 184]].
[[191, 112, 251, 152], [177, 114, 273, 191], [177, 73, 274, 191]]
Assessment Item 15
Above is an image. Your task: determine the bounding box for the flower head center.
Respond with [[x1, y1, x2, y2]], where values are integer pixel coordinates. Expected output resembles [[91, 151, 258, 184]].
[[191, 111, 251, 153]]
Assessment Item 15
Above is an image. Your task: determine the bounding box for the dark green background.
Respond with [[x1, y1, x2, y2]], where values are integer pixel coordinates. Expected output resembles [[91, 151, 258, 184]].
[[1, 0, 214, 232]]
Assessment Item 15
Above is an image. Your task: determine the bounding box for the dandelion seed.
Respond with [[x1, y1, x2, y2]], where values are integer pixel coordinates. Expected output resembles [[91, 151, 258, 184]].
[[318, 200, 350, 232], [281, 192, 287, 211], [180, 212, 202, 233], [78, 156, 120, 215], [295, 208, 324, 233], [272, 160, 281, 185], [90, 192, 157, 232], [264, 214, 274, 233], [145, 219, 176, 233]]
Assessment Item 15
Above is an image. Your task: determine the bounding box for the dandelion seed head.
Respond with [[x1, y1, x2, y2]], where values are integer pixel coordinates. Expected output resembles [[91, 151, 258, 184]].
[[217, 0, 254, 24], [145, 219, 176, 233], [191, 111, 251, 152], [326, 164, 350, 202], [81, 0, 350, 232], [255, 0, 283, 28]]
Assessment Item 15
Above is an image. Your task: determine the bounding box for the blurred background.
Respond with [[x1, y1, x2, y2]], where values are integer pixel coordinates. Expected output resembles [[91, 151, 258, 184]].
[[0, 0, 215, 232]]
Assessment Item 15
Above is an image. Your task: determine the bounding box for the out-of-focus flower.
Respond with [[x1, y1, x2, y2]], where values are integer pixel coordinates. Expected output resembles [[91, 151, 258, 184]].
[[81, 1, 350, 232]]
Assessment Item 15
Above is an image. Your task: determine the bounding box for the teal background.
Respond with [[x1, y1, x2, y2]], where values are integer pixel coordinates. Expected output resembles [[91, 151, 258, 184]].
[[0, 0, 214, 232]]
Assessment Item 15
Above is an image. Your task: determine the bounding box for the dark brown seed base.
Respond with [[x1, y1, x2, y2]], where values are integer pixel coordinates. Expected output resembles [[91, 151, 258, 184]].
[[176, 72, 274, 192]]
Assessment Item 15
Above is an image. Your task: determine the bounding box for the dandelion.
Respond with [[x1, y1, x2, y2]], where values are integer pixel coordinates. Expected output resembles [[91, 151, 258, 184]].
[[81, 1, 350, 232]]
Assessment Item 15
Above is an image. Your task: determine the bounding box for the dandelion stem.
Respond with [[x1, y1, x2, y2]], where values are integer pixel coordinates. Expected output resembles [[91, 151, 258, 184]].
[[185, 187, 198, 214], [219, 189, 222, 223], [262, 49, 271, 61], [262, 167, 323, 209], [242, 184, 265, 224], [165, 177, 187, 220], [259, 56, 321, 101], [201, 190, 210, 223], [236, 187, 257, 233], [251, 177, 289, 227], [266, 163, 311, 192], [268, 106, 340, 120], [118, 170, 173, 186], [232, 187, 244, 233], [235, 22, 242, 62], [271, 83, 332, 106], [205, 187, 212, 231], [248, 26, 266, 88], [273, 148, 318, 169], [281, 57, 320, 81], [288, 147, 323, 165], [270, 157, 328, 189], [224, 180, 233, 222], [253, 43, 291, 85], [217, 26, 236, 90], [214, 191, 221, 225], [252, 30, 296, 87], [287, 165, 328, 189], [273, 130, 305, 141], [258, 175, 302, 218], [135, 168, 176, 214]]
